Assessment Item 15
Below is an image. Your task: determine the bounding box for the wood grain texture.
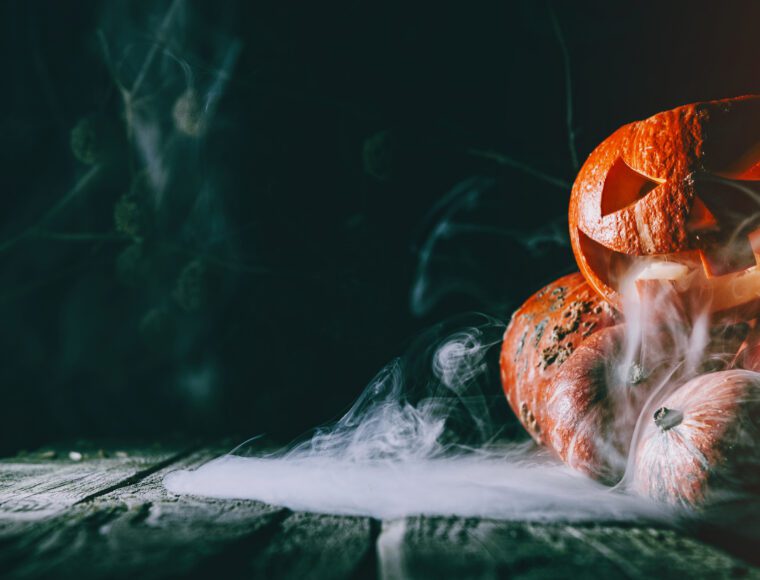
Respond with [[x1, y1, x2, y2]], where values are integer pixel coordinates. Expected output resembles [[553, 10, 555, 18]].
[[2, 442, 759, 579], [0, 442, 186, 522], [377, 517, 758, 580], [231, 512, 377, 580], [0, 446, 285, 579], [0, 444, 376, 579]]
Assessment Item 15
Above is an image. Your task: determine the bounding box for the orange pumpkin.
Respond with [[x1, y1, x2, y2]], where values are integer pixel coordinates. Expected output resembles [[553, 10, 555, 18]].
[[546, 324, 660, 484], [569, 96, 760, 317], [630, 369, 760, 507], [500, 273, 617, 462]]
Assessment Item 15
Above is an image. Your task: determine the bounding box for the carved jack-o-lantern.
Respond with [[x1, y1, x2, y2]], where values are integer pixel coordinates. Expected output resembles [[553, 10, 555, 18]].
[[569, 96, 760, 315]]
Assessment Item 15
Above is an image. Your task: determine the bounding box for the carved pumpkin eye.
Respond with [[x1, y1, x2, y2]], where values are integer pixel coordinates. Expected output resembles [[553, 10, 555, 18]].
[[685, 197, 718, 233], [600, 158, 661, 216], [692, 175, 760, 276], [739, 159, 760, 180]]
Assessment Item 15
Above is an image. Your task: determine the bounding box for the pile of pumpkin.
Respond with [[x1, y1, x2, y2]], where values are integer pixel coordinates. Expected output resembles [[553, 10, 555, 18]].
[[500, 96, 760, 508]]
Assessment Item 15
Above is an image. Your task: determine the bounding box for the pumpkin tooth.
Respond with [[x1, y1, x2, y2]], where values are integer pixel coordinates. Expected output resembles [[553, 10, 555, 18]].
[[634, 260, 693, 282]]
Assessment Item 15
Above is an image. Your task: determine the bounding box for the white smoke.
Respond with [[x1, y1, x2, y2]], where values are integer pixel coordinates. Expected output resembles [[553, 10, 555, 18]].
[[165, 316, 668, 522], [164, 204, 760, 527], [99, 0, 241, 207], [409, 177, 569, 317], [131, 4, 759, 528]]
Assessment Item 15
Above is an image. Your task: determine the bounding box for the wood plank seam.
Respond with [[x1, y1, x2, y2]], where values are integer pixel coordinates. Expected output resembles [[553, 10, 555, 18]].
[[72, 446, 198, 506], [185, 507, 293, 576], [349, 517, 381, 580]]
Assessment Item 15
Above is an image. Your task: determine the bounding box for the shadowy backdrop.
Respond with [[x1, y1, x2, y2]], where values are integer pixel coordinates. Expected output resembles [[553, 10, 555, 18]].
[[1, 0, 758, 454]]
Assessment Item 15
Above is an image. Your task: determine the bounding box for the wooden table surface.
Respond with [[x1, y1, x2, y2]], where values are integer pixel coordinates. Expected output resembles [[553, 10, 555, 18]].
[[0, 441, 757, 579]]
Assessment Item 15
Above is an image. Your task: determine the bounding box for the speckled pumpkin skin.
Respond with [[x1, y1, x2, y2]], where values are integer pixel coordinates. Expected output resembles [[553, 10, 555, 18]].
[[547, 325, 664, 484], [500, 274, 751, 486], [499, 273, 617, 464], [502, 97, 760, 501], [630, 370, 760, 508], [569, 95, 760, 309]]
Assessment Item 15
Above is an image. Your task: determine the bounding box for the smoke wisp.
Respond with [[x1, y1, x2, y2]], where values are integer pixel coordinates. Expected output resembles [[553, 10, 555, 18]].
[[165, 315, 668, 522]]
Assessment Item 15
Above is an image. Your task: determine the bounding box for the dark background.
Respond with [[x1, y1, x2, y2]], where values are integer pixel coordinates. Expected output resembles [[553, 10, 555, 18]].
[[0, 0, 758, 455]]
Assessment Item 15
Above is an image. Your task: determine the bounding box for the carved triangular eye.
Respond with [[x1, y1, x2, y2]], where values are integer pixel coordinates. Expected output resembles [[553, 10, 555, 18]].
[[686, 196, 718, 233], [740, 160, 760, 180], [714, 142, 760, 179], [600, 158, 661, 216], [690, 176, 760, 276]]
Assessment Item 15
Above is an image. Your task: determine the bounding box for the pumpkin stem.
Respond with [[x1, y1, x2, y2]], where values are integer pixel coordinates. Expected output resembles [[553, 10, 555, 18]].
[[654, 407, 684, 431]]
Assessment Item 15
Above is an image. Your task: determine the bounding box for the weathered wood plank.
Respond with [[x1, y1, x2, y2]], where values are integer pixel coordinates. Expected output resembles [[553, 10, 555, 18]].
[[0, 442, 187, 522], [240, 511, 378, 580], [0, 446, 290, 579], [377, 517, 758, 580], [2, 443, 377, 580], [2, 443, 377, 579], [8, 442, 757, 580]]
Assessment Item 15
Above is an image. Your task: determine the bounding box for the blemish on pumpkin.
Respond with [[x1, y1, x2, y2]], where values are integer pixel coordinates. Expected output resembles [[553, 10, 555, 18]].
[[537, 300, 599, 370], [519, 402, 543, 443], [552, 300, 594, 341], [519, 402, 530, 424], [539, 342, 575, 369], [515, 329, 528, 358], [533, 319, 548, 347], [548, 286, 567, 311]]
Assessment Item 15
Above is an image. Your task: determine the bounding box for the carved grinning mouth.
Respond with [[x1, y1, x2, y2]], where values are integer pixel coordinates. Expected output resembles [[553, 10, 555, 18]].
[[576, 155, 760, 312], [577, 228, 760, 313], [569, 104, 760, 313]]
